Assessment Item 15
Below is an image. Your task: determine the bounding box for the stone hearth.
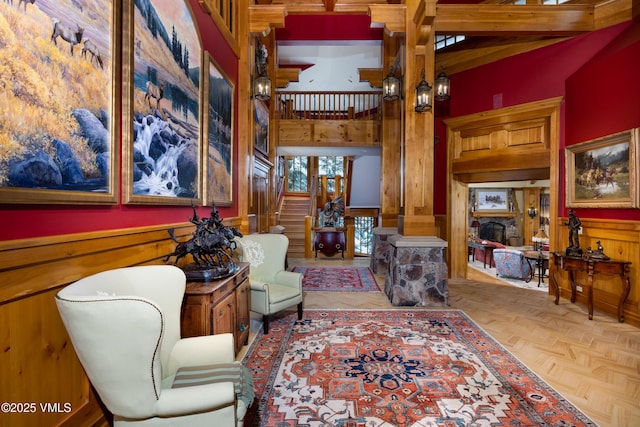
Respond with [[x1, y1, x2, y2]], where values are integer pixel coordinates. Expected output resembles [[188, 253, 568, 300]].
[[385, 236, 449, 307]]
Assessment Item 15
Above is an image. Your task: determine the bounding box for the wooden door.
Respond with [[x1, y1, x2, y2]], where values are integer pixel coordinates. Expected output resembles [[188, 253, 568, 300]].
[[252, 157, 272, 233]]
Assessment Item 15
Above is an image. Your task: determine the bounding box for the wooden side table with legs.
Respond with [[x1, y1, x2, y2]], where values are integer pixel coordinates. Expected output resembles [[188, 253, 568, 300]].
[[551, 253, 631, 322]]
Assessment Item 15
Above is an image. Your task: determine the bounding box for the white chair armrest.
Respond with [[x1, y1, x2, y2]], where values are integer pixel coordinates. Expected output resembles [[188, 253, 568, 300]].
[[249, 279, 269, 292], [166, 334, 235, 374], [155, 382, 235, 417], [274, 271, 303, 289]]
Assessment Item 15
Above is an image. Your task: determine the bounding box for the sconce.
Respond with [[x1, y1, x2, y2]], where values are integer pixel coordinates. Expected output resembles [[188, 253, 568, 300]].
[[414, 69, 432, 113], [382, 68, 401, 101], [253, 43, 271, 101], [527, 206, 538, 219], [434, 66, 450, 102], [253, 74, 271, 101]]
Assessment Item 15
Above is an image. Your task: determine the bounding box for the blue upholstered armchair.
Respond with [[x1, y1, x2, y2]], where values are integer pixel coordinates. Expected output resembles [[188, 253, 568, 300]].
[[493, 248, 532, 281]]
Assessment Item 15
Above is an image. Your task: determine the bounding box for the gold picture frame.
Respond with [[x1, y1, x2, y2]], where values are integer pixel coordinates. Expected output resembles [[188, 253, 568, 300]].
[[122, 0, 203, 205], [565, 128, 638, 208], [0, 0, 120, 204]]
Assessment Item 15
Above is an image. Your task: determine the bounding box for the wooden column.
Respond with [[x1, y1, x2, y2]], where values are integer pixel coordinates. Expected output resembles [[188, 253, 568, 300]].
[[399, 0, 437, 236], [380, 33, 402, 228], [524, 187, 542, 246]]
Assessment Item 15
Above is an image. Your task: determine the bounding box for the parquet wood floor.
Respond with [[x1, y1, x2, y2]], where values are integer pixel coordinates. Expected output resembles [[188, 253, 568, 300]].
[[243, 257, 640, 426]]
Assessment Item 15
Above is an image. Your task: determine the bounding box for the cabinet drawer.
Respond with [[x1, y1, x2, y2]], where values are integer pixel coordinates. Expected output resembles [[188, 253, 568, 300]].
[[212, 281, 233, 303]]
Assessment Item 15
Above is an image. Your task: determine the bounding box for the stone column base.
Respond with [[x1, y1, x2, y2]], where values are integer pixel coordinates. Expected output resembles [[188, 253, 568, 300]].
[[370, 227, 399, 274], [385, 236, 449, 307]]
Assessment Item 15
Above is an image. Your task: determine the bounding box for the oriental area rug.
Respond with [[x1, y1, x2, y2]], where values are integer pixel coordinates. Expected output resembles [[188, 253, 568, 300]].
[[242, 310, 595, 427], [292, 266, 380, 292]]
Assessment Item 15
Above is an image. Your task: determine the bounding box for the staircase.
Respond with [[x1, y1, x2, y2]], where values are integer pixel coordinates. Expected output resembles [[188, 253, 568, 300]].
[[279, 196, 310, 259]]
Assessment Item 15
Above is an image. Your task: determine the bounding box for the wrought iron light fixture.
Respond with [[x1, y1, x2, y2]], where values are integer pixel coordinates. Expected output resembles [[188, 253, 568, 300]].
[[527, 206, 538, 219], [253, 73, 271, 101], [253, 43, 271, 101], [434, 66, 450, 102], [414, 69, 433, 113], [382, 68, 401, 101]]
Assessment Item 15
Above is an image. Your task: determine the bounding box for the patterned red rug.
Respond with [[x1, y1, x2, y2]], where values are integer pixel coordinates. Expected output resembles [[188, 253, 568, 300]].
[[243, 310, 595, 427], [292, 266, 380, 292]]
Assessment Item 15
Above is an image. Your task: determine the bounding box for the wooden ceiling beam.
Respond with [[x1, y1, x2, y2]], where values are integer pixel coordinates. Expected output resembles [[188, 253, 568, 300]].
[[414, 0, 436, 46], [275, 68, 302, 88], [369, 4, 406, 36], [249, 5, 288, 36], [434, 4, 595, 36], [358, 67, 383, 88]]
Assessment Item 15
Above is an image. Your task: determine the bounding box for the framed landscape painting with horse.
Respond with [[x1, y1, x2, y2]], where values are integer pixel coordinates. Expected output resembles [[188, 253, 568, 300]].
[[566, 128, 638, 208], [0, 0, 119, 204]]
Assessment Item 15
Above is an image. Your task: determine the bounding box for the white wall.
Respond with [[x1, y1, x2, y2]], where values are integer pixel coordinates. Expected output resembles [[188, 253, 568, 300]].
[[349, 155, 381, 207]]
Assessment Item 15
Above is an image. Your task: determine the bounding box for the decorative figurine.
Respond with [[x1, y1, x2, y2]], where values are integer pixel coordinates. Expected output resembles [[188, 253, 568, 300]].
[[164, 204, 243, 281], [319, 195, 345, 227], [565, 209, 583, 256], [585, 240, 610, 260]]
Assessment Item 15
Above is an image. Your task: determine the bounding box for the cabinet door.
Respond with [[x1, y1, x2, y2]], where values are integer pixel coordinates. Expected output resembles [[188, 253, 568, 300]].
[[235, 278, 251, 352], [213, 292, 236, 337], [181, 295, 210, 337]]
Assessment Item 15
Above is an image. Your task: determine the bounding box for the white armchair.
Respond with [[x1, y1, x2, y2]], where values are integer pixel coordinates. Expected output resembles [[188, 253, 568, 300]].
[[55, 265, 250, 427], [236, 234, 303, 334]]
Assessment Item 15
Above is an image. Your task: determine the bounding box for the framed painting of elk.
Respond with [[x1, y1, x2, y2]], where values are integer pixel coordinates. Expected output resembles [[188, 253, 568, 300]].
[[203, 52, 234, 206], [566, 128, 638, 208], [0, 0, 119, 204], [122, 0, 203, 205]]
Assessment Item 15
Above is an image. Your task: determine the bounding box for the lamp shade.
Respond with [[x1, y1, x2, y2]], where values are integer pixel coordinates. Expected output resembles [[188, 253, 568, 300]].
[[532, 228, 549, 242]]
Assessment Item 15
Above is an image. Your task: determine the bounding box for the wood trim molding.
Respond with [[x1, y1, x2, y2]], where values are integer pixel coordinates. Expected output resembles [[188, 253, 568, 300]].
[[0, 219, 241, 426]]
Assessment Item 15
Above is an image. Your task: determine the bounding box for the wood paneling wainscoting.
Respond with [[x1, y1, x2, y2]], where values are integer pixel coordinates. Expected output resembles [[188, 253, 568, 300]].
[[550, 217, 640, 326], [0, 219, 240, 426]]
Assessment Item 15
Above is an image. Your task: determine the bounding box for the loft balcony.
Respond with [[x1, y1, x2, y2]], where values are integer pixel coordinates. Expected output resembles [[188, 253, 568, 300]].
[[275, 91, 382, 147]]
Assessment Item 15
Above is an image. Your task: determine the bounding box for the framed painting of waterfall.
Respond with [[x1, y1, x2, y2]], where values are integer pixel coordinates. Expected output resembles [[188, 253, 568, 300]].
[[0, 0, 119, 204], [203, 52, 233, 206], [121, 0, 203, 205]]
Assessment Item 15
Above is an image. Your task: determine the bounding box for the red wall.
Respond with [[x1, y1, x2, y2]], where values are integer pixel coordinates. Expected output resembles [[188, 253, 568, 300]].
[[434, 20, 638, 221], [0, 0, 239, 242], [563, 19, 640, 221]]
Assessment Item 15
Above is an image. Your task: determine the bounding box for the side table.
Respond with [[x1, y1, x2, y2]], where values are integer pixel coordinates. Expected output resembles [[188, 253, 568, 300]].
[[551, 253, 631, 322], [468, 241, 497, 269], [523, 250, 549, 287]]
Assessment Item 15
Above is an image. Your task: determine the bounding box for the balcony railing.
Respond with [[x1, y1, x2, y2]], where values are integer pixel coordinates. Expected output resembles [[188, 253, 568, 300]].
[[276, 91, 382, 121]]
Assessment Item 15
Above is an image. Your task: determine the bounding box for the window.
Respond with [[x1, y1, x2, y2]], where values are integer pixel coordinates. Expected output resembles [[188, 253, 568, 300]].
[[318, 156, 344, 193], [353, 216, 374, 255], [287, 156, 308, 193], [435, 35, 466, 51]]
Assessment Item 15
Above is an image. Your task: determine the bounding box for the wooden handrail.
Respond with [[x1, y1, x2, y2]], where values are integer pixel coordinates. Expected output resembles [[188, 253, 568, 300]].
[[276, 91, 382, 121]]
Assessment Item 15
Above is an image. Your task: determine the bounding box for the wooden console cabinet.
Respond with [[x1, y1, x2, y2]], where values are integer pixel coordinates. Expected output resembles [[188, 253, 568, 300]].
[[181, 262, 250, 355]]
